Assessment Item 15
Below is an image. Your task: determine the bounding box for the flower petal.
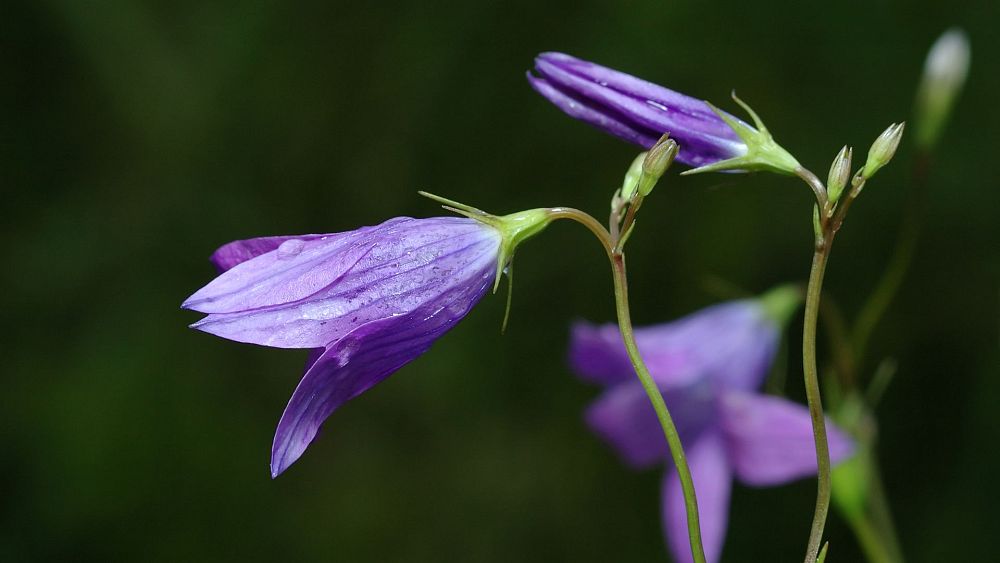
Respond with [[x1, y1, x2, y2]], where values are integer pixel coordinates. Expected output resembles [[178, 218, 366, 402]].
[[662, 430, 732, 563], [183, 218, 413, 314], [526, 71, 661, 148], [208, 234, 334, 272], [270, 274, 493, 477], [719, 392, 855, 486], [569, 300, 778, 392], [585, 380, 716, 469], [187, 218, 500, 349]]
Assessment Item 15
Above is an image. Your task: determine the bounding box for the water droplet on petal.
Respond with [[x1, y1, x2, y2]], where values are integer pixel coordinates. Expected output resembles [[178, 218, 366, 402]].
[[276, 239, 306, 260]]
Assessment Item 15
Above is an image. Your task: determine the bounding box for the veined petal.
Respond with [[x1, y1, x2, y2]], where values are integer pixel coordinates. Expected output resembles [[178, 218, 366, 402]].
[[270, 273, 493, 477], [186, 217, 500, 348], [537, 53, 725, 124], [719, 392, 855, 487], [569, 300, 778, 392], [209, 234, 334, 272], [585, 380, 716, 469], [530, 52, 747, 167], [662, 430, 732, 563], [183, 220, 401, 314], [526, 71, 661, 148]]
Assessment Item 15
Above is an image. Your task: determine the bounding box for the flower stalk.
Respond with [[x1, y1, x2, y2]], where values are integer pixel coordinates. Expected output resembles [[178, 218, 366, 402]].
[[802, 233, 834, 563], [547, 194, 707, 563]]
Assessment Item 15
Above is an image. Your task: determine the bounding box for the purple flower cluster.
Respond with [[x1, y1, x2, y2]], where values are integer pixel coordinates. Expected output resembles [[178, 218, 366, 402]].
[[569, 298, 854, 563]]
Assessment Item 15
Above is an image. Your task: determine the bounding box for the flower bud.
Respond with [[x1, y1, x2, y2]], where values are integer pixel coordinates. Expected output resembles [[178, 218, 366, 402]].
[[826, 146, 853, 204], [619, 153, 646, 201], [637, 134, 679, 196], [528, 52, 747, 168], [862, 122, 905, 179], [915, 28, 970, 148]]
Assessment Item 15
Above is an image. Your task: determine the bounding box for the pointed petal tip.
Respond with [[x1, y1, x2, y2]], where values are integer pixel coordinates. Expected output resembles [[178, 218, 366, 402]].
[[270, 441, 303, 480], [269, 461, 285, 479]]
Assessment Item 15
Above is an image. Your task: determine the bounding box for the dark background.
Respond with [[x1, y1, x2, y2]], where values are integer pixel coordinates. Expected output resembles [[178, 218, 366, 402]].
[[2, 1, 997, 561]]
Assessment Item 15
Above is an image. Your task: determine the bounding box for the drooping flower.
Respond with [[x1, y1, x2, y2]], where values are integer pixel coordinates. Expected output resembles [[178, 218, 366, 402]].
[[528, 52, 801, 175], [568, 288, 854, 563], [184, 206, 551, 477]]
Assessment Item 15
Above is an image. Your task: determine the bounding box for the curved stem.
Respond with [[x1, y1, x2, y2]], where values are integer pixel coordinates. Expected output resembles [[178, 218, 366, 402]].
[[796, 167, 830, 212], [803, 238, 833, 563], [611, 253, 706, 563], [547, 207, 707, 563]]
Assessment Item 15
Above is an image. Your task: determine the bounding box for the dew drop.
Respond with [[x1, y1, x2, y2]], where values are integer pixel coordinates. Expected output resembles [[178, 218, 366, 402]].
[[276, 239, 306, 260]]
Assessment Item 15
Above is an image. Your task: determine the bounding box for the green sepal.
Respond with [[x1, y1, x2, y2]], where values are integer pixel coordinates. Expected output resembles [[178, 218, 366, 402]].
[[682, 92, 801, 176], [418, 191, 551, 293], [491, 208, 551, 292]]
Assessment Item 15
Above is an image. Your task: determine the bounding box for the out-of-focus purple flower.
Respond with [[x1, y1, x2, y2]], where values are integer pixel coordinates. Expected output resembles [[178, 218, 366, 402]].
[[184, 216, 505, 477], [527, 52, 749, 168], [569, 292, 854, 563]]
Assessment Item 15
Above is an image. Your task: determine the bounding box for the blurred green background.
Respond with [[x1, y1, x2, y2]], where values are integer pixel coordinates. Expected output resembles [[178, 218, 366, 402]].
[[2, 0, 997, 561]]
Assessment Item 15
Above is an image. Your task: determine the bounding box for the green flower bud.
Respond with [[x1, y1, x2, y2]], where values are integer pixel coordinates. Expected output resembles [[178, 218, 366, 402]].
[[619, 153, 646, 201], [915, 28, 970, 149], [637, 135, 679, 196], [827, 146, 853, 204], [861, 122, 905, 179]]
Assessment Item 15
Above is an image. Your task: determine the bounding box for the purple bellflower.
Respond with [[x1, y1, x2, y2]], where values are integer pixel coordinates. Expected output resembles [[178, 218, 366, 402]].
[[568, 288, 853, 563], [184, 205, 551, 477], [528, 52, 802, 175]]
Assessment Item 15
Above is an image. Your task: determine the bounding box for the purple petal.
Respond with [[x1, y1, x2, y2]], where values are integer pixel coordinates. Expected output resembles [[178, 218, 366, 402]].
[[209, 234, 333, 272], [530, 52, 747, 167], [586, 380, 717, 469], [186, 217, 500, 349], [569, 300, 779, 392], [527, 72, 661, 148], [183, 218, 410, 314], [662, 430, 732, 563], [719, 392, 855, 486], [270, 269, 493, 477]]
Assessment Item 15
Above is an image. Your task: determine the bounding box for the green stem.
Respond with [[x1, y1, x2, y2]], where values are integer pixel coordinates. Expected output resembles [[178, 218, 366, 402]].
[[803, 240, 834, 563], [612, 253, 706, 563], [547, 207, 707, 563]]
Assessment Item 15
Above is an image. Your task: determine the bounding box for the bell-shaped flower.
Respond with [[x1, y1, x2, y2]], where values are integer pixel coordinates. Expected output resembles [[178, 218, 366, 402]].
[[185, 206, 551, 477], [568, 288, 854, 563], [528, 52, 801, 175]]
